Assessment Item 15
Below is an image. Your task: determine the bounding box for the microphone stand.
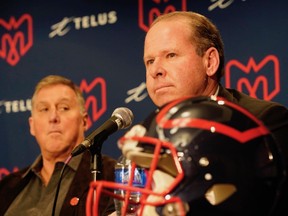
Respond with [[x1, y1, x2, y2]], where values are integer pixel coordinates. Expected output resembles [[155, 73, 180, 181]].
[[88, 131, 108, 213]]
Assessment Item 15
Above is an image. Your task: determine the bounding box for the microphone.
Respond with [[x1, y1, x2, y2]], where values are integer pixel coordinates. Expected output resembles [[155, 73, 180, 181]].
[[71, 107, 134, 157]]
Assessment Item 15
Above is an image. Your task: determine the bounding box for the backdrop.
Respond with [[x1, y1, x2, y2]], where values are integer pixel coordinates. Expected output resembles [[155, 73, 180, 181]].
[[1, 0, 287, 180]]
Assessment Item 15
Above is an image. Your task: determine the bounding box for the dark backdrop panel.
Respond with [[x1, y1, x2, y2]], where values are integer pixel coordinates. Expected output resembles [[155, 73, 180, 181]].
[[1, 0, 287, 179]]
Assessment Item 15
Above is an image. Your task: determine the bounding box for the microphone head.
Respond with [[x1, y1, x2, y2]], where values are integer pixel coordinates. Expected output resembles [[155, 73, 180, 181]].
[[112, 107, 134, 129]]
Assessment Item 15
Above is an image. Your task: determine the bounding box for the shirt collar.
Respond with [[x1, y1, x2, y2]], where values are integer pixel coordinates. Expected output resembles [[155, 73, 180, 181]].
[[212, 85, 220, 97], [22, 153, 83, 178]]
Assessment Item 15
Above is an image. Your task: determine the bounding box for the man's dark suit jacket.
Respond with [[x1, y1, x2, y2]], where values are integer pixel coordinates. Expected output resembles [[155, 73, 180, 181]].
[[0, 151, 116, 216], [219, 85, 288, 215], [218, 86, 288, 160]]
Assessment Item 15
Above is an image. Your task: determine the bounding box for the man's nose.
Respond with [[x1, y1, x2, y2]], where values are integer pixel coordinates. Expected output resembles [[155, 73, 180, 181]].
[[149, 59, 167, 78], [49, 108, 60, 123]]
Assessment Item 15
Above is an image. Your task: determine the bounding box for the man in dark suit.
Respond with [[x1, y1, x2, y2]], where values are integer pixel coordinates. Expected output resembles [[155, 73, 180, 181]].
[[0, 75, 116, 215], [143, 11, 288, 215]]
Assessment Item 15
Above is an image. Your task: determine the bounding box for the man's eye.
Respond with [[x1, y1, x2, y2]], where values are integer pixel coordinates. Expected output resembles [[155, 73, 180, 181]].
[[146, 59, 154, 65], [39, 107, 48, 112], [59, 106, 69, 111], [167, 53, 176, 58]]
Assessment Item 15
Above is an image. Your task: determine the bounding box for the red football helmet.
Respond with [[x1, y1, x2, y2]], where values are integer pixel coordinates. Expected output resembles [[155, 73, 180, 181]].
[[86, 96, 285, 216]]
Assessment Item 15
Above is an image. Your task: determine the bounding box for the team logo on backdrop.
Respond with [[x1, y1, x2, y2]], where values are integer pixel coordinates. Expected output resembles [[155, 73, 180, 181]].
[[0, 167, 19, 180], [0, 14, 33, 66], [225, 55, 280, 100], [80, 77, 107, 130], [138, 0, 187, 32]]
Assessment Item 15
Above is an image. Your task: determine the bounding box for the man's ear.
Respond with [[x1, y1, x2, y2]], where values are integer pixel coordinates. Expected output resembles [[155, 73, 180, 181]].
[[204, 47, 220, 77], [29, 116, 35, 136], [83, 112, 89, 130]]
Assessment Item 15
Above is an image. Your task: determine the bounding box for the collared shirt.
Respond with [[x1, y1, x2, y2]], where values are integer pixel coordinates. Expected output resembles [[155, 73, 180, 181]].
[[5, 153, 83, 216], [213, 85, 220, 97]]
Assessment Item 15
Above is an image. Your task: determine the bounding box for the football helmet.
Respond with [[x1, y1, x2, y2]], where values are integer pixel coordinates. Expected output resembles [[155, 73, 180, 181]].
[[86, 96, 285, 216]]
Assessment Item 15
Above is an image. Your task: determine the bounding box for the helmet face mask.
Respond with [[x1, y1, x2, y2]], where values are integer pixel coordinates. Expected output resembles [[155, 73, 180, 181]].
[[87, 96, 285, 216]]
